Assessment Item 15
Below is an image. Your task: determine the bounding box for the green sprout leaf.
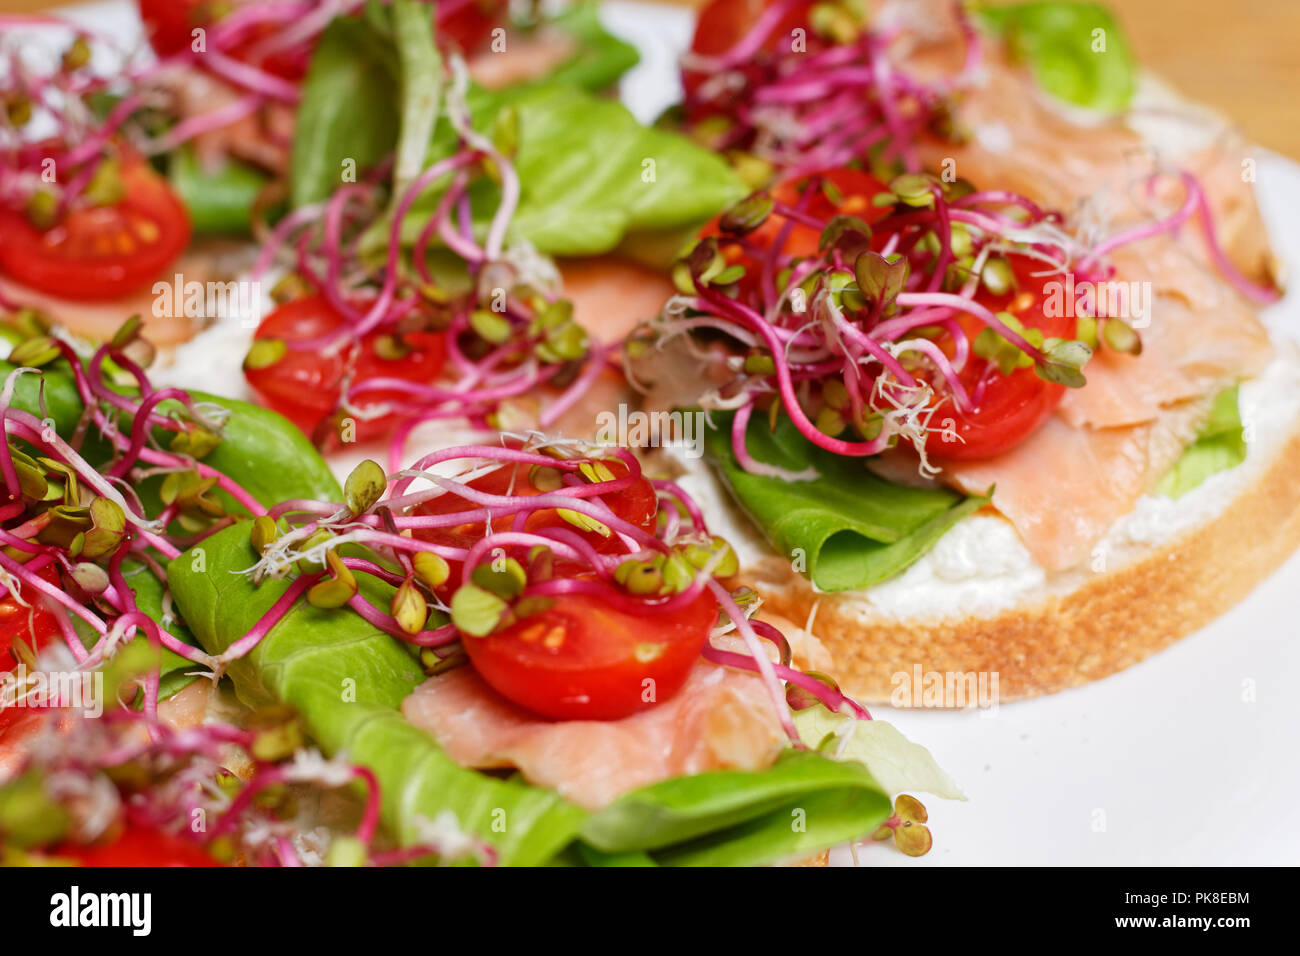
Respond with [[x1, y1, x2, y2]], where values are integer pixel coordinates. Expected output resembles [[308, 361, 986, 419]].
[[450, 582, 510, 637]]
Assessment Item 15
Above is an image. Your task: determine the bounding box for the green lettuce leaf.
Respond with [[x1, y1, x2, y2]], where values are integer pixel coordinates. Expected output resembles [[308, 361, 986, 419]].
[[408, 82, 745, 256], [0, 358, 337, 520], [0, 358, 338, 508], [123, 561, 203, 700], [168, 146, 271, 235], [794, 707, 965, 800], [389, 0, 443, 207], [181, 390, 341, 506], [0, 359, 338, 699], [290, 5, 402, 208], [169, 524, 896, 865], [290, 0, 650, 214], [537, 2, 639, 93], [167, 522, 587, 866], [0, 358, 92, 441], [580, 749, 892, 866], [704, 410, 989, 591], [977, 1, 1137, 113], [1156, 385, 1246, 499], [65, 559, 203, 701]]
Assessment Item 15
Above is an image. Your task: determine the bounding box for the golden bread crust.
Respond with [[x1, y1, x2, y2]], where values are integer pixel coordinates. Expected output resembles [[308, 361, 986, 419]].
[[788, 850, 830, 867], [747, 417, 1300, 703]]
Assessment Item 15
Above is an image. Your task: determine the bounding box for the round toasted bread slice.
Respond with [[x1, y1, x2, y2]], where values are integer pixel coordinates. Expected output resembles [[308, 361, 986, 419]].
[[743, 399, 1300, 704]]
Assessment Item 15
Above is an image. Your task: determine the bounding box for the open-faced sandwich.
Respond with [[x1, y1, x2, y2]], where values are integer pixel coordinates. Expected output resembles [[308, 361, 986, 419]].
[[630, 0, 1294, 702], [0, 0, 1293, 867], [0, 315, 961, 865], [0, 0, 965, 867]]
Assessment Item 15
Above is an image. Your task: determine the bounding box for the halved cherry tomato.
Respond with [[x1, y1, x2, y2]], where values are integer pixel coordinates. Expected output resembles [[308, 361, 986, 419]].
[[1, 562, 62, 738], [703, 168, 892, 305], [758, 168, 891, 259], [244, 294, 447, 441], [413, 455, 660, 592], [707, 168, 1070, 462], [137, 0, 202, 58], [57, 822, 219, 867], [463, 586, 717, 720], [139, 0, 504, 75], [684, 0, 815, 110], [138, 0, 308, 79], [438, 0, 507, 54], [924, 254, 1076, 461], [1, 561, 60, 672], [0, 158, 191, 301]]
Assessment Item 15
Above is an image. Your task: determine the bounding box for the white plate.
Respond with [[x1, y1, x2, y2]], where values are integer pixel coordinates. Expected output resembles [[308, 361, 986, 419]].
[[30, 0, 1300, 865], [605, 1, 1300, 867]]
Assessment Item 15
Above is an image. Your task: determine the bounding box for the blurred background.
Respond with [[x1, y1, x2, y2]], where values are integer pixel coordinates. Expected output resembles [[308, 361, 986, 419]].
[[4, 0, 1296, 155], [1069, 0, 1297, 158]]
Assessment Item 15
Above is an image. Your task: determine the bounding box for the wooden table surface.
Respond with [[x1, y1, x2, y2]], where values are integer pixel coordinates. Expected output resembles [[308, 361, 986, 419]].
[[5, 0, 1297, 156], [1081, 0, 1298, 158]]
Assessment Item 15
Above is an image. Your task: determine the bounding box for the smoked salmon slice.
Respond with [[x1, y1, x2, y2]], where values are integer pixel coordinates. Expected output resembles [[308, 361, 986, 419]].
[[912, 53, 1149, 219], [467, 27, 578, 90], [902, 4, 1274, 284], [402, 653, 785, 810], [0, 248, 227, 347], [885, 3, 1279, 567], [1056, 238, 1274, 429], [943, 402, 1209, 571], [560, 257, 678, 346]]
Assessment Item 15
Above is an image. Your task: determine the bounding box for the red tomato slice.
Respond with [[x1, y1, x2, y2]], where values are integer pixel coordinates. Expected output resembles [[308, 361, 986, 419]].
[[924, 255, 1076, 461], [1, 562, 60, 672], [703, 168, 892, 305], [140, 0, 504, 74], [223, 24, 312, 81], [684, 0, 815, 107], [137, 0, 202, 57], [438, 0, 507, 54], [244, 294, 447, 440], [765, 168, 892, 258], [58, 822, 219, 867], [138, 0, 307, 78], [1, 562, 62, 738], [416, 456, 657, 544], [705, 171, 1071, 462], [0, 158, 191, 301], [462, 587, 717, 720], [413, 456, 660, 593]]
